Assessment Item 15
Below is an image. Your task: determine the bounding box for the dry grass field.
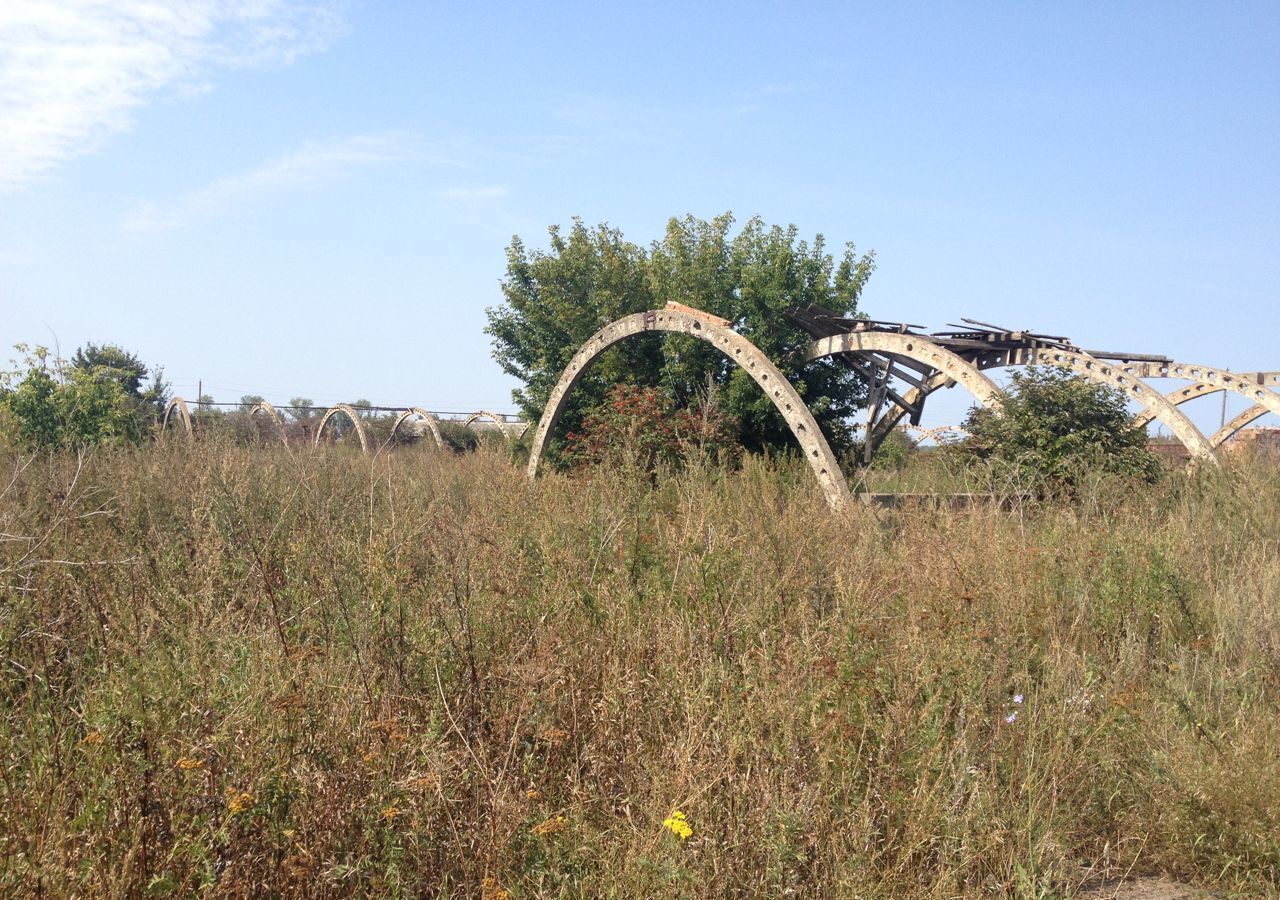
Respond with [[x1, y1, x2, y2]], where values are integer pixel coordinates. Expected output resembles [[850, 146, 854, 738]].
[[2, 440, 1278, 897]]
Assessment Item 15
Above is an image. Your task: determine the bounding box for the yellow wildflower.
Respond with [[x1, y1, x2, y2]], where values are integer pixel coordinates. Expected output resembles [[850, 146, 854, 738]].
[[226, 790, 255, 815], [380, 805, 402, 822], [81, 731, 104, 746], [663, 809, 693, 840], [481, 876, 511, 900], [526, 788, 542, 800], [176, 756, 204, 770], [532, 815, 567, 836]]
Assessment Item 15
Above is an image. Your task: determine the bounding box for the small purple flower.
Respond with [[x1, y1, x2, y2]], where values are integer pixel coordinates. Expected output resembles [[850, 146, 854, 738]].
[[1013, 694, 1024, 705], [1005, 712, 1018, 724]]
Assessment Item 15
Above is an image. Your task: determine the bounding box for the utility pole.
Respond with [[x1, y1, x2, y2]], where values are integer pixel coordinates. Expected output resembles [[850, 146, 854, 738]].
[[198, 380, 202, 413]]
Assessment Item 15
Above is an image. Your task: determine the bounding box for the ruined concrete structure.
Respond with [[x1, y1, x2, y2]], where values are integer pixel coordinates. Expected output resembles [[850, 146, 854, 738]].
[[159, 302, 1276, 513], [526, 303, 1279, 511]]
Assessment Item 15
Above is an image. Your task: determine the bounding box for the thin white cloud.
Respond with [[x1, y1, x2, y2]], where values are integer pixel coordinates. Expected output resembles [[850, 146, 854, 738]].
[[122, 132, 419, 232], [441, 184, 509, 201], [0, 0, 345, 191]]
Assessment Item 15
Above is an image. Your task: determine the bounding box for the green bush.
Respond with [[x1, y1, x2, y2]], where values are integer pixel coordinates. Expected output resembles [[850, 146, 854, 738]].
[[0, 345, 148, 451], [962, 365, 1162, 497]]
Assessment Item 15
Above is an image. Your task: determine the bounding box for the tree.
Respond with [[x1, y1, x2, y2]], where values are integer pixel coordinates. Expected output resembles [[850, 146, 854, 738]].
[[288, 397, 315, 421], [238, 394, 266, 412], [1, 345, 147, 450], [485, 213, 875, 458], [70, 342, 169, 415], [961, 365, 1162, 495]]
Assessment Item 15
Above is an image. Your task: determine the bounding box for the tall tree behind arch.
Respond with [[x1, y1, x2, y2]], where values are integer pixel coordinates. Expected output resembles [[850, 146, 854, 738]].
[[485, 213, 875, 455]]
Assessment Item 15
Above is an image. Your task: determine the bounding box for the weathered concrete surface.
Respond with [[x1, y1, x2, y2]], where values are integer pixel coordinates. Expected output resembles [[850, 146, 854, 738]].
[[314, 404, 371, 455], [526, 307, 853, 512], [1132, 369, 1280, 429]]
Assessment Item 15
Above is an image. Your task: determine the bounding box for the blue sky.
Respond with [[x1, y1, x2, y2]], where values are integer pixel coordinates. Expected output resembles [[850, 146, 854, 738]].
[[3, 1, 1277, 433]]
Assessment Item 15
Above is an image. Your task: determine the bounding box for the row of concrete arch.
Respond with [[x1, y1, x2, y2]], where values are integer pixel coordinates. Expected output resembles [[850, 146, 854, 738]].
[[160, 399, 525, 454], [160, 306, 1277, 513], [521, 307, 1279, 512]]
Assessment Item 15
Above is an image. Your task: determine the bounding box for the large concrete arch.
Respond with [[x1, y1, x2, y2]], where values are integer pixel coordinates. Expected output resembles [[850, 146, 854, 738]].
[[314, 404, 371, 455], [248, 401, 290, 447], [390, 407, 446, 449], [805, 332, 1005, 407], [249, 401, 283, 426], [526, 308, 852, 512], [1028, 349, 1217, 460], [463, 410, 518, 438], [1131, 369, 1280, 429], [161, 397, 193, 436]]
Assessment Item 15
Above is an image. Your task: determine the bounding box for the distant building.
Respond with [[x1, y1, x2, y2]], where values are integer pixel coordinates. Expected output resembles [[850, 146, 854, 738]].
[[1222, 427, 1280, 456]]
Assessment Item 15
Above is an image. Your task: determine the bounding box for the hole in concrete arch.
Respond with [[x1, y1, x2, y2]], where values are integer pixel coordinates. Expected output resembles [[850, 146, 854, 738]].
[[812, 449, 819, 457], [761, 373, 769, 381], [796, 423, 807, 432], [906, 342, 913, 351]]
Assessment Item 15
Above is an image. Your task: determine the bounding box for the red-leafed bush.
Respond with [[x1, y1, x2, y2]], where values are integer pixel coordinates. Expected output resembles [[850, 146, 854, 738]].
[[563, 383, 739, 472]]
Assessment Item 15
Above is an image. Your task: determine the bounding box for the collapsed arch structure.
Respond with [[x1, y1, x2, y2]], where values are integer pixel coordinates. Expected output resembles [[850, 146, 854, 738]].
[[390, 408, 446, 449], [526, 306, 853, 512], [314, 404, 371, 455], [161, 397, 193, 436], [789, 309, 1219, 462]]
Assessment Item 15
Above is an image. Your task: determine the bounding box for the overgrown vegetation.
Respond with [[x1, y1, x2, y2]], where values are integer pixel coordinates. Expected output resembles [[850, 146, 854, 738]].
[[0, 343, 168, 451], [2, 438, 1277, 897], [962, 366, 1163, 497], [563, 383, 739, 472]]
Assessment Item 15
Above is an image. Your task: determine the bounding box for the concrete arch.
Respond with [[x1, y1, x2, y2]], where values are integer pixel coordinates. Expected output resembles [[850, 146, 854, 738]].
[[463, 410, 517, 438], [248, 401, 289, 447], [1028, 349, 1216, 460], [1131, 370, 1280, 429], [249, 401, 283, 426], [161, 397, 193, 435], [805, 332, 1005, 407], [390, 407, 446, 449], [314, 404, 371, 455], [1213, 405, 1273, 447], [526, 308, 852, 512], [900, 423, 969, 447], [920, 424, 969, 445]]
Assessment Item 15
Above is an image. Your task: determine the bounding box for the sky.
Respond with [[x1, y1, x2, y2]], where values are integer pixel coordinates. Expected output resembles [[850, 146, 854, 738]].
[[2, 1, 1277, 434]]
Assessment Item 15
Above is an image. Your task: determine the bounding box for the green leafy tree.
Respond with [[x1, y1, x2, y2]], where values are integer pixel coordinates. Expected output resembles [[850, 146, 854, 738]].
[[71, 342, 169, 415], [485, 213, 875, 457], [1, 345, 147, 450], [962, 365, 1162, 496], [288, 397, 315, 421], [238, 394, 266, 412]]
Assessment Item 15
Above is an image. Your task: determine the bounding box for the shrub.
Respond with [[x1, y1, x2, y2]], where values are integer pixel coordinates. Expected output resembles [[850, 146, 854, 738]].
[[962, 365, 1162, 496], [563, 383, 740, 472], [0, 345, 147, 451]]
